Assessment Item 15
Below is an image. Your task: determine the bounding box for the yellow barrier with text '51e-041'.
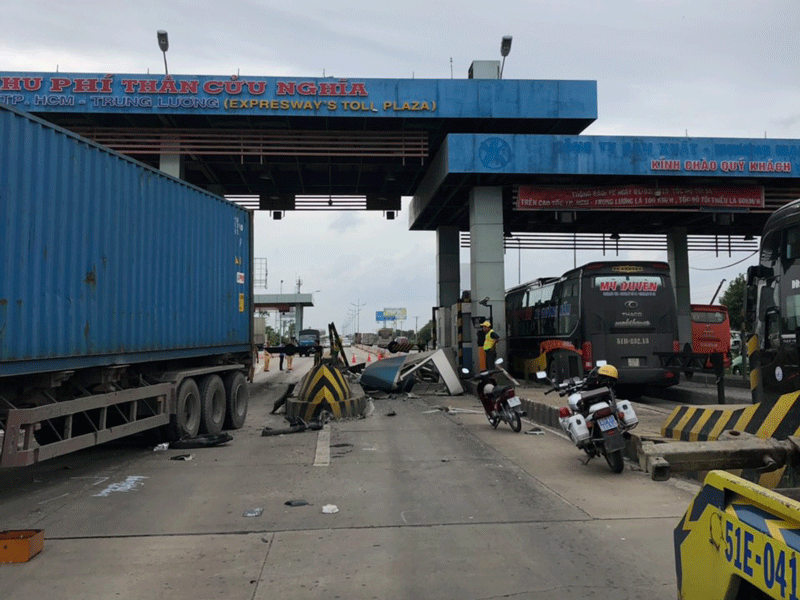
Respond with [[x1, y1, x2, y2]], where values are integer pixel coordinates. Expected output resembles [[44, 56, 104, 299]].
[[676, 470, 800, 599]]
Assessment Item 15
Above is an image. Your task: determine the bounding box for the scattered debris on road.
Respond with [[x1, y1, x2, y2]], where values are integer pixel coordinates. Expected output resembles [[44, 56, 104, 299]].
[[322, 504, 339, 514], [262, 417, 323, 437], [243, 508, 263, 517], [525, 427, 545, 435], [170, 454, 194, 461], [153, 443, 169, 452], [284, 499, 310, 507], [171, 433, 233, 449]]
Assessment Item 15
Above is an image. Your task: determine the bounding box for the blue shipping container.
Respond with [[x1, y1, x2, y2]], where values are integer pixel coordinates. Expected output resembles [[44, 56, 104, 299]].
[[0, 104, 253, 377]]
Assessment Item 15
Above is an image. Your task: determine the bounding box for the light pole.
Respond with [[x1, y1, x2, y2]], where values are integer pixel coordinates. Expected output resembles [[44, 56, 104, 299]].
[[351, 299, 365, 335], [156, 31, 169, 75], [499, 35, 512, 79]]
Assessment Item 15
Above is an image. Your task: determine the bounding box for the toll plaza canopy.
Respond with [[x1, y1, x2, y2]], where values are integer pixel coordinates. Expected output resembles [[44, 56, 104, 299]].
[[0, 71, 595, 213], [1, 70, 799, 238]]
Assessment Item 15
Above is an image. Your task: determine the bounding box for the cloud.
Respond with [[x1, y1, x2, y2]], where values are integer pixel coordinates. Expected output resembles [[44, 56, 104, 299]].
[[328, 212, 364, 233]]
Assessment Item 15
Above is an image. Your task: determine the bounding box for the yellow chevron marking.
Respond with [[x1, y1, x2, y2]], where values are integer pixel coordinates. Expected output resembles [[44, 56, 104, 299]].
[[674, 407, 699, 436], [757, 394, 797, 437], [298, 365, 350, 404], [747, 334, 759, 356], [749, 369, 760, 392], [731, 404, 760, 432], [688, 410, 716, 442], [708, 409, 741, 439]]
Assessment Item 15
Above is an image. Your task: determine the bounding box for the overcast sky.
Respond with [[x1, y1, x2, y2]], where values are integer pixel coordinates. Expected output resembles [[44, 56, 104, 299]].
[[3, 0, 799, 333]]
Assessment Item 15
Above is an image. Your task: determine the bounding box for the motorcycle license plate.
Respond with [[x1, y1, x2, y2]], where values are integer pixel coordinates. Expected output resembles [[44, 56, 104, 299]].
[[507, 396, 521, 408], [628, 358, 640, 367], [597, 415, 618, 432]]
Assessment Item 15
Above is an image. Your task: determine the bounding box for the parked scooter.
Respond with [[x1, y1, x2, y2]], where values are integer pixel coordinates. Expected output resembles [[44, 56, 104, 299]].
[[463, 359, 524, 432], [538, 363, 638, 473]]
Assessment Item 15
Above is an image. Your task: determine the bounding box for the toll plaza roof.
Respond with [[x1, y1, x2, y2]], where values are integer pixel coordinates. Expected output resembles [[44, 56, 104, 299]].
[[0, 72, 597, 209], [409, 133, 800, 237], [254, 294, 314, 310], [3, 71, 798, 238]]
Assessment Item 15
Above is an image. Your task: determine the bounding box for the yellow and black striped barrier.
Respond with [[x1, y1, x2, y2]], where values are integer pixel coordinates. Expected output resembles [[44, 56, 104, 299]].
[[662, 391, 800, 488], [286, 363, 366, 421]]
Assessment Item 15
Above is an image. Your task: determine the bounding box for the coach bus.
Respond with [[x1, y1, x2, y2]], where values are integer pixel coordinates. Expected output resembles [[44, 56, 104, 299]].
[[506, 261, 681, 394], [745, 198, 800, 404]]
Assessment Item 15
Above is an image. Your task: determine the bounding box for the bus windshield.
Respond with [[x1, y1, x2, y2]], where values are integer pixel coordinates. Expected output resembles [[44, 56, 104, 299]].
[[583, 274, 673, 333]]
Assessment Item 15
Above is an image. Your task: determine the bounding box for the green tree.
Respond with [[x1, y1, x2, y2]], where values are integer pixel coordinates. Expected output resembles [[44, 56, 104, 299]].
[[265, 326, 280, 346], [719, 274, 746, 330], [417, 319, 434, 346]]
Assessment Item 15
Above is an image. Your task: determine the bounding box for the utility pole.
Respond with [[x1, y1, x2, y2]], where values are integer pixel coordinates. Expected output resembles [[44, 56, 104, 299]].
[[351, 299, 365, 335]]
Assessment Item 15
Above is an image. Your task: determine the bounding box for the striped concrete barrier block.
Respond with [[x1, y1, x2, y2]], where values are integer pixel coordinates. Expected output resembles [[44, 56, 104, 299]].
[[285, 363, 367, 421], [662, 391, 800, 488]]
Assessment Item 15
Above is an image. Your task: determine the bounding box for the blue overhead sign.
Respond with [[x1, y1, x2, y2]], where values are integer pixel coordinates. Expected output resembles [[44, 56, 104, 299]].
[[445, 134, 800, 178], [0, 73, 597, 121], [376, 311, 396, 322]]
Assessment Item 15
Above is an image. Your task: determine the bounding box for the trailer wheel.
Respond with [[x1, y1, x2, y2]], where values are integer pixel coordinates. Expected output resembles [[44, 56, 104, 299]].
[[167, 378, 201, 441], [223, 371, 249, 430], [199, 375, 226, 435]]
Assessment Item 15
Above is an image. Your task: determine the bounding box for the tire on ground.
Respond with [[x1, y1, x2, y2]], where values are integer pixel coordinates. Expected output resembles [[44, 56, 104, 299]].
[[167, 378, 201, 441], [199, 374, 226, 435], [223, 371, 249, 430]]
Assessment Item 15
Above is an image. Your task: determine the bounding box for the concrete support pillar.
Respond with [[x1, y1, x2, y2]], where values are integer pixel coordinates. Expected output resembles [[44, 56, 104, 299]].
[[469, 187, 505, 371], [159, 153, 183, 179], [295, 306, 304, 335], [437, 226, 461, 308], [667, 227, 691, 345]]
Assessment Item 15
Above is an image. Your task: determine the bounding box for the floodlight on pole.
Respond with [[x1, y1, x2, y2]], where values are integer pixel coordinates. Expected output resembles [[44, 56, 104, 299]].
[[157, 30, 169, 75], [499, 35, 512, 79]]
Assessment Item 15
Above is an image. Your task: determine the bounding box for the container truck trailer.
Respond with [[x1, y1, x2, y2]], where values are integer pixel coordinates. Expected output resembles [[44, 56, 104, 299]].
[[0, 104, 254, 467]]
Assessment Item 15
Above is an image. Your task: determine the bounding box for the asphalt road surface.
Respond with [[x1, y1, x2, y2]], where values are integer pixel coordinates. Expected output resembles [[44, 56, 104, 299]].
[[0, 355, 699, 599]]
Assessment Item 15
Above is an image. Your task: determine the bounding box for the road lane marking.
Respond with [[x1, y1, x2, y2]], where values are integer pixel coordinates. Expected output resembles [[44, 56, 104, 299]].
[[314, 428, 330, 467]]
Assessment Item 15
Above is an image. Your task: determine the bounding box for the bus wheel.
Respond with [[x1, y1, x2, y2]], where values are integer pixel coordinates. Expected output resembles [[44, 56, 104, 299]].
[[223, 371, 249, 430], [168, 378, 201, 441], [199, 375, 226, 435], [547, 359, 560, 385]]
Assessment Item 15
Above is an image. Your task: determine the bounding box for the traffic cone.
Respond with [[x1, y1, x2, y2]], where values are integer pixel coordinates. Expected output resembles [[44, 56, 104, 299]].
[[367, 354, 371, 363], [352, 354, 356, 364]]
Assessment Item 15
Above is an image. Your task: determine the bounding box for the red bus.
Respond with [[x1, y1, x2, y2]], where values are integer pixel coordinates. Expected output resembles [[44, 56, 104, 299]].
[[690, 304, 732, 368]]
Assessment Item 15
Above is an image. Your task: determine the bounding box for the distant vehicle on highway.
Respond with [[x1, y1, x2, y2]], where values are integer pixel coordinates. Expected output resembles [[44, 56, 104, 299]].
[[690, 304, 732, 367], [731, 354, 743, 375], [297, 329, 321, 356]]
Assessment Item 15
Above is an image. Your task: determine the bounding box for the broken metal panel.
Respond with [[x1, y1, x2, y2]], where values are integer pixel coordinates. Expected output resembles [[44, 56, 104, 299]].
[[359, 349, 464, 395]]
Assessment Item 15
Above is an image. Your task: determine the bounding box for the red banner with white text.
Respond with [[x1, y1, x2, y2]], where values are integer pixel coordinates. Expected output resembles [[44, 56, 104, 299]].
[[516, 185, 764, 210]]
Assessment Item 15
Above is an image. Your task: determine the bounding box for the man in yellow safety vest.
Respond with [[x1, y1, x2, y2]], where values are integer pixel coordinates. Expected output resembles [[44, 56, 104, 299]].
[[481, 320, 499, 368]]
